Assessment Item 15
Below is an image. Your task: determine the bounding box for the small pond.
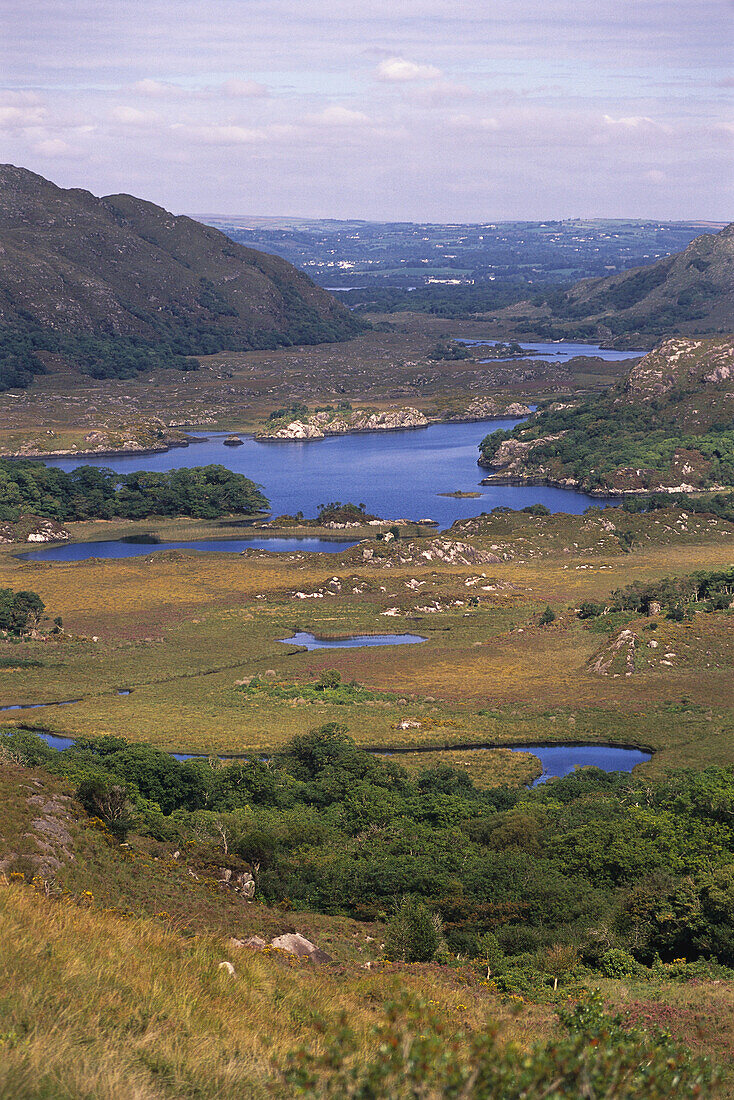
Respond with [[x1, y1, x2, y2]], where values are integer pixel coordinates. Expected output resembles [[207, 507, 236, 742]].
[[0, 699, 80, 712], [18, 537, 359, 562], [280, 631, 427, 650]]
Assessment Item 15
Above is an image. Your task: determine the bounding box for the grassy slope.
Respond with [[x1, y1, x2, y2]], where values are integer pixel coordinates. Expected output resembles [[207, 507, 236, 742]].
[[1, 763, 732, 1098]]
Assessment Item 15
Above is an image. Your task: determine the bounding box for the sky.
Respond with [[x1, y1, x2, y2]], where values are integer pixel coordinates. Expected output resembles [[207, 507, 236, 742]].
[[0, 0, 732, 221]]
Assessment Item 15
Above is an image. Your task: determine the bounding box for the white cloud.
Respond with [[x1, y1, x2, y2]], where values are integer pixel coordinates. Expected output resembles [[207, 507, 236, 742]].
[[376, 57, 442, 82], [0, 92, 47, 128], [132, 79, 186, 98], [603, 114, 659, 129], [34, 137, 79, 157], [222, 78, 269, 98], [173, 122, 295, 145], [449, 113, 499, 131], [310, 106, 370, 126], [111, 105, 158, 125]]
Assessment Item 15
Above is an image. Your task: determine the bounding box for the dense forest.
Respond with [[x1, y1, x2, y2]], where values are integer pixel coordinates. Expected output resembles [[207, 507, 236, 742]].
[[6, 725, 734, 992], [0, 462, 268, 521]]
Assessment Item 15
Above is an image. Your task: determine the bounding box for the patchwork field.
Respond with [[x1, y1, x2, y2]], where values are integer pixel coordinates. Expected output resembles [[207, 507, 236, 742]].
[[1, 507, 731, 771]]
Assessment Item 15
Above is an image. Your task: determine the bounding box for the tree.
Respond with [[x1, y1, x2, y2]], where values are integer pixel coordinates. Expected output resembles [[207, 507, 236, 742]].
[[542, 943, 579, 990], [0, 588, 45, 634], [315, 669, 341, 691], [76, 777, 134, 840], [385, 896, 444, 962]]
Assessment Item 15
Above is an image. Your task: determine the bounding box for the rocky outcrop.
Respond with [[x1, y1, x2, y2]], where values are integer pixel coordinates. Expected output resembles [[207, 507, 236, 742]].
[[622, 337, 734, 402], [588, 628, 638, 676], [0, 419, 190, 459], [357, 538, 501, 568], [0, 515, 70, 544], [478, 433, 567, 474], [259, 419, 326, 440], [270, 932, 332, 963], [447, 397, 532, 421], [256, 407, 429, 441], [218, 867, 255, 899]]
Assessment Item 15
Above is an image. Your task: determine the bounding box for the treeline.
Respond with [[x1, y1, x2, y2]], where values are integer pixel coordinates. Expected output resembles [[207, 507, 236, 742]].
[[333, 282, 537, 317], [0, 293, 363, 391], [622, 491, 734, 524], [578, 567, 734, 620], [6, 725, 734, 979], [0, 463, 268, 521]]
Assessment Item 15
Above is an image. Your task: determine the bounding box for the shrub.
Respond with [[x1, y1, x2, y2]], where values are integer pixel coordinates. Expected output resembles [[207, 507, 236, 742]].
[[281, 992, 717, 1098], [599, 947, 641, 978], [539, 606, 556, 625], [385, 896, 444, 962]]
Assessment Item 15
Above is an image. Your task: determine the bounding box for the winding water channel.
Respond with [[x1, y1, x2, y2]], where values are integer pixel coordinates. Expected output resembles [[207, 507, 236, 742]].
[[25, 729, 649, 782]]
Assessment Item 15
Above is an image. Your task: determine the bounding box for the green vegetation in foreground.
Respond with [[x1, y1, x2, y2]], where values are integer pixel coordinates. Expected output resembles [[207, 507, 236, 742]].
[[5, 725, 734, 980], [0, 462, 268, 521]]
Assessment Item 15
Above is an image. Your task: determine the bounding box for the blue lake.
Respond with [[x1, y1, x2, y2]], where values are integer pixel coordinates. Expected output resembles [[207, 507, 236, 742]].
[[514, 743, 650, 784], [39, 418, 607, 528], [280, 631, 427, 650], [457, 338, 644, 364], [19, 536, 359, 562]]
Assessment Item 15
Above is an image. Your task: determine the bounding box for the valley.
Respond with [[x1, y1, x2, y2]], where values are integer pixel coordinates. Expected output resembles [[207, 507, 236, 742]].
[[0, 167, 732, 1099]]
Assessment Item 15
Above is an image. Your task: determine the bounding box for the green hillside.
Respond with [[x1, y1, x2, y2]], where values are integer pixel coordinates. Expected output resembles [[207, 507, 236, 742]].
[[505, 224, 734, 344], [0, 165, 361, 390], [479, 336, 734, 493]]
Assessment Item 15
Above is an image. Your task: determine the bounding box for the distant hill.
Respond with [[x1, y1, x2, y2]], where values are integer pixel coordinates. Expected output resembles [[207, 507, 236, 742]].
[[505, 224, 734, 345], [0, 165, 361, 390], [479, 336, 734, 493]]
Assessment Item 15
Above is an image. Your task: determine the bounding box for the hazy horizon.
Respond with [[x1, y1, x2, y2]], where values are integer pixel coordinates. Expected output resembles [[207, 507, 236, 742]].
[[1, 0, 732, 222]]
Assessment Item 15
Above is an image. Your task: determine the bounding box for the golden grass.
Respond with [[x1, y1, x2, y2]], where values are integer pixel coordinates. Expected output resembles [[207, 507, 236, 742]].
[[0, 514, 730, 770], [384, 747, 543, 788], [0, 884, 549, 1100]]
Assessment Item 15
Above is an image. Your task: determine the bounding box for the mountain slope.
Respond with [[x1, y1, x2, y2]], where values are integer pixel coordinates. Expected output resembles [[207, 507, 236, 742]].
[[0, 165, 361, 389], [506, 224, 734, 344], [479, 335, 734, 493]]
